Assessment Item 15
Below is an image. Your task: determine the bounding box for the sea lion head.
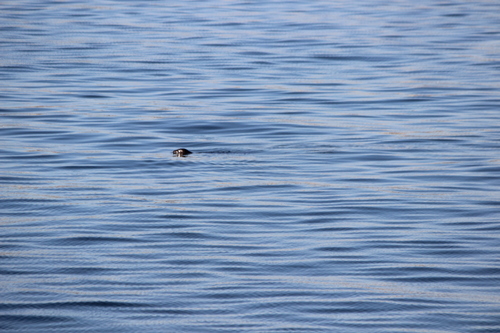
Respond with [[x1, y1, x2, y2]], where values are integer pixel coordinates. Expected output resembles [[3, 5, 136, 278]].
[[173, 148, 192, 157]]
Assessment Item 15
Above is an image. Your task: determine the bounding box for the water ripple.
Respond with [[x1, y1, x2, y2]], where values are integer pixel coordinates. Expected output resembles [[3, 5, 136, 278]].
[[2, 0, 500, 332]]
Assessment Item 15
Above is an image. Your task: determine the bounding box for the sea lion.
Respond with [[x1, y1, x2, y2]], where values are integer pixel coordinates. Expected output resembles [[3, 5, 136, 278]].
[[173, 148, 192, 157]]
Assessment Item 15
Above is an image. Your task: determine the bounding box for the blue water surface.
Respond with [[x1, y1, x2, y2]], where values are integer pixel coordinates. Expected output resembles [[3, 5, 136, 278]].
[[1, 1, 500, 332]]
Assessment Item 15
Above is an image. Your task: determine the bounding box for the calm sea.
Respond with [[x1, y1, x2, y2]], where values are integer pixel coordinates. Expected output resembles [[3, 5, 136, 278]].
[[2, 1, 500, 332]]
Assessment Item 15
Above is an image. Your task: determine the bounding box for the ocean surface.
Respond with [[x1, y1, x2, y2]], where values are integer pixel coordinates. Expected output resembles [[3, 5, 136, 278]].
[[1, 1, 500, 332]]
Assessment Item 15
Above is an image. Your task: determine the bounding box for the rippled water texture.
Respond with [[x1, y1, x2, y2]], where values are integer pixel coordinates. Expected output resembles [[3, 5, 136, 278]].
[[2, 1, 500, 332]]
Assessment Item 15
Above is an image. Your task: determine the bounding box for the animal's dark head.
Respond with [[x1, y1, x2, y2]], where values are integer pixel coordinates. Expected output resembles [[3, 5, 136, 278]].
[[173, 148, 192, 157]]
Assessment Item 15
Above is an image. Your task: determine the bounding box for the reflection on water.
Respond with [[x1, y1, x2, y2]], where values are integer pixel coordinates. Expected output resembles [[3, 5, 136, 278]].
[[2, 0, 500, 332]]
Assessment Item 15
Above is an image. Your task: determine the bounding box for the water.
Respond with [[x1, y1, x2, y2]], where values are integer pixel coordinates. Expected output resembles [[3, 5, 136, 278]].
[[2, 1, 500, 332]]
